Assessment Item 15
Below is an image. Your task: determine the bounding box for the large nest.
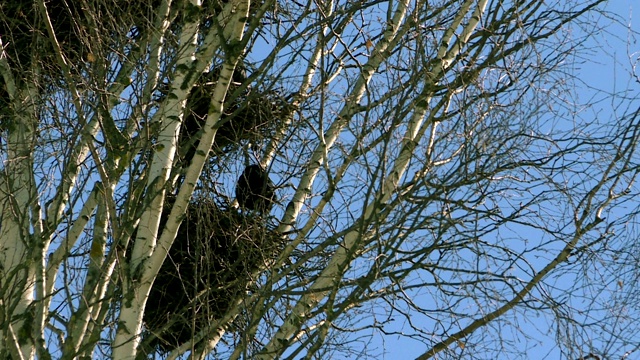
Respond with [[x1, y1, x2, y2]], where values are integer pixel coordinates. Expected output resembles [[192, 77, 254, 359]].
[[141, 196, 283, 353], [0, 0, 282, 86], [175, 66, 292, 169]]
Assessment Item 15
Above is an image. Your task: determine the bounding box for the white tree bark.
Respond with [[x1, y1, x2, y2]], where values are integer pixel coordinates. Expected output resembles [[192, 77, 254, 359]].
[[112, 0, 251, 357]]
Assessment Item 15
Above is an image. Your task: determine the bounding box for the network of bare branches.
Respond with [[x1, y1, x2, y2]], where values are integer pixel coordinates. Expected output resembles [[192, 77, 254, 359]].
[[2, 0, 640, 359]]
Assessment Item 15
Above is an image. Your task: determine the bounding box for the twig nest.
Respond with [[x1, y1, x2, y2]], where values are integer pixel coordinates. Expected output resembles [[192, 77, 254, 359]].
[[176, 67, 290, 167], [0, 1, 156, 75], [142, 197, 282, 353]]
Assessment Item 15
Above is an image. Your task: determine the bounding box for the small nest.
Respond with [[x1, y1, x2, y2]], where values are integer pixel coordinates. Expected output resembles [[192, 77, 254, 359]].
[[142, 197, 283, 353], [176, 67, 292, 167]]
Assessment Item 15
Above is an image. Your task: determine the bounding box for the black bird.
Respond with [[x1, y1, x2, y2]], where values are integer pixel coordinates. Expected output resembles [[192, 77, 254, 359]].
[[236, 165, 276, 213]]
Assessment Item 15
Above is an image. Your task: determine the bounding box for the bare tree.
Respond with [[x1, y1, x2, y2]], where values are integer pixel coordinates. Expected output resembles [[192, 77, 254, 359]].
[[1, 0, 638, 359]]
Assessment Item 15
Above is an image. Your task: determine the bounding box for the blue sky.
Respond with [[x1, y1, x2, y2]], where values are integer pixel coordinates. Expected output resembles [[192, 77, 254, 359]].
[[577, 1, 640, 105], [372, 2, 640, 359]]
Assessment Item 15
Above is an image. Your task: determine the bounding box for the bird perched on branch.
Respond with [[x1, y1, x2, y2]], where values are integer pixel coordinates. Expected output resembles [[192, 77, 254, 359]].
[[236, 164, 276, 213]]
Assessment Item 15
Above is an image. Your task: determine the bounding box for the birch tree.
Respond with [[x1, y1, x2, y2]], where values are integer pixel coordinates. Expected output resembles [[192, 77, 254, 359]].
[[1, 0, 639, 359]]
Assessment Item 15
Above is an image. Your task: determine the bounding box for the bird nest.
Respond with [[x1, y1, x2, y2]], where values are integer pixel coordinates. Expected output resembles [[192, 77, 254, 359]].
[[176, 67, 292, 167], [141, 196, 283, 353], [0, 1, 156, 75]]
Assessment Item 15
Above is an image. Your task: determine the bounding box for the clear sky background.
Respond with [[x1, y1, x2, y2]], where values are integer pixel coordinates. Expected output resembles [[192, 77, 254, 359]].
[[577, 1, 640, 114], [373, 1, 640, 359]]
